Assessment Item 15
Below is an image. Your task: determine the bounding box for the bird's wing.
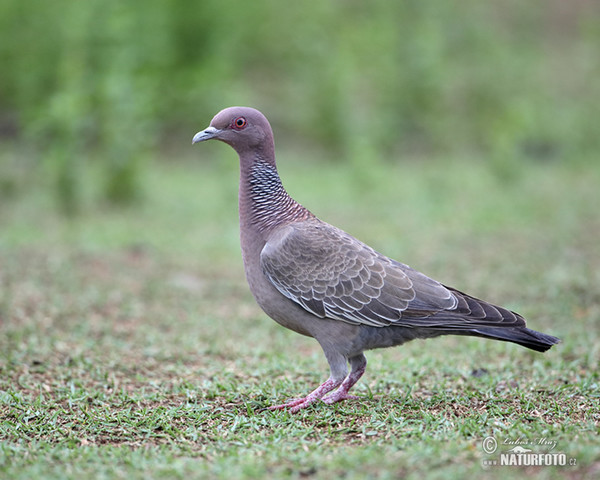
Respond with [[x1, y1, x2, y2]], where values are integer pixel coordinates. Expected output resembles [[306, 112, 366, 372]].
[[260, 219, 464, 327], [261, 219, 526, 329]]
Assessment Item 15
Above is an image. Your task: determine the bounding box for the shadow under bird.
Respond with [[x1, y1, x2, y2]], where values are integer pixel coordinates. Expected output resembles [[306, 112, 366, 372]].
[[192, 106, 560, 413]]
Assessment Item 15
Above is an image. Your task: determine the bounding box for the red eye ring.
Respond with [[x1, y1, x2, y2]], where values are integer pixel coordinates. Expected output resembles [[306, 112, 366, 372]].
[[232, 116, 247, 130]]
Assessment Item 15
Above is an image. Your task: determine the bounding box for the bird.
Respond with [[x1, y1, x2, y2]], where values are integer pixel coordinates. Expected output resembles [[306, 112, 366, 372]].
[[192, 106, 560, 413]]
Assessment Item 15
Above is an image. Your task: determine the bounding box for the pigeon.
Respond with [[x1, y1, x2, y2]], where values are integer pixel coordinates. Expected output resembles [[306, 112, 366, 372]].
[[192, 106, 560, 412]]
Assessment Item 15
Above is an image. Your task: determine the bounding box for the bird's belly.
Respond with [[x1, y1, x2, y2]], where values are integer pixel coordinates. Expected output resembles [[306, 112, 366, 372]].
[[246, 269, 315, 337], [241, 238, 362, 351]]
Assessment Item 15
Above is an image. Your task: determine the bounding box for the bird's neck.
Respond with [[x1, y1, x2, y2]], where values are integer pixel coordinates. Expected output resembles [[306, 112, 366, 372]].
[[239, 156, 312, 239]]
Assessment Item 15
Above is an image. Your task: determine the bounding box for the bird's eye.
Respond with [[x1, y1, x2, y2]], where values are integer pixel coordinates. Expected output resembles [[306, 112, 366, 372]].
[[232, 117, 247, 130]]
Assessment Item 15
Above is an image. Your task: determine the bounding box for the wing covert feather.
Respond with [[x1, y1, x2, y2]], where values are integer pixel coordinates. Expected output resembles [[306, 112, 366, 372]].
[[260, 220, 458, 327]]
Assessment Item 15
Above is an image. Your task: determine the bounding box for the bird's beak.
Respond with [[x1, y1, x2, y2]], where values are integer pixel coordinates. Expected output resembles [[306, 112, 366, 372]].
[[192, 126, 219, 144]]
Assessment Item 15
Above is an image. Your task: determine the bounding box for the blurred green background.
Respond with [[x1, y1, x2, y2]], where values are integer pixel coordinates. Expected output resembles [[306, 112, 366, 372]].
[[0, 0, 599, 213]]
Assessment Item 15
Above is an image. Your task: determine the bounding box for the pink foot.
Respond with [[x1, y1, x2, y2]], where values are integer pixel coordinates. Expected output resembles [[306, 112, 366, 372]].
[[266, 355, 367, 412], [267, 377, 342, 412], [267, 398, 307, 411], [322, 392, 359, 405], [267, 396, 320, 412]]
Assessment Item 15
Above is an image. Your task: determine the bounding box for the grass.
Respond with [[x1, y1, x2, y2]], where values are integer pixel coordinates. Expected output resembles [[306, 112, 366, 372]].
[[1, 148, 599, 479]]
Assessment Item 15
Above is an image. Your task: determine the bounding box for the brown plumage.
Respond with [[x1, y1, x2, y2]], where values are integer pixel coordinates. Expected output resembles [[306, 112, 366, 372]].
[[193, 106, 560, 412]]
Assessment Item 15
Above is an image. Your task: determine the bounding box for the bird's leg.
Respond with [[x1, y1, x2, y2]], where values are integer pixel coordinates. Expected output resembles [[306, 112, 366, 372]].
[[268, 351, 348, 412], [322, 354, 366, 405]]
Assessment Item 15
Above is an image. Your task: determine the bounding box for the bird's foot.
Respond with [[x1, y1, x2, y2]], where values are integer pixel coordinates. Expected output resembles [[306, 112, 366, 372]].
[[267, 377, 342, 412], [267, 391, 358, 411], [267, 396, 320, 413], [267, 398, 307, 411], [322, 391, 359, 405]]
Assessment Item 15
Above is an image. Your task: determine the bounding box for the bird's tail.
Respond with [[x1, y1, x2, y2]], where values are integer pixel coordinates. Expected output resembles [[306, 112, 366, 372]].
[[468, 327, 560, 352]]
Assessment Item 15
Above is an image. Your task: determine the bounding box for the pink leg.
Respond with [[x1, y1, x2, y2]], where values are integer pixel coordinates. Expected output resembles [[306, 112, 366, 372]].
[[322, 354, 367, 405], [268, 354, 367, 412], [267, 377, 343, 413]]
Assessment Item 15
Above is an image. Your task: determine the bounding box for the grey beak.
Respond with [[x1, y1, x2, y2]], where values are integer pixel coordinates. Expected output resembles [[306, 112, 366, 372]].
[[192, 126, 219, 144]]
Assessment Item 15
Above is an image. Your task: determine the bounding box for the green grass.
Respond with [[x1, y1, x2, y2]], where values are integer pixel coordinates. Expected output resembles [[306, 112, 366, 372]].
[[1, 150, 599, 479]]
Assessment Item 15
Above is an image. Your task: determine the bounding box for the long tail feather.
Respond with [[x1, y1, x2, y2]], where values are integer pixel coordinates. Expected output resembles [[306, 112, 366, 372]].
[[469, 327, 560, 352]]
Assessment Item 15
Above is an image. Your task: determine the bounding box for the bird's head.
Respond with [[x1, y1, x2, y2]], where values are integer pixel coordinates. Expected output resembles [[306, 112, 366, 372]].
[[193, 106, 274, 158]]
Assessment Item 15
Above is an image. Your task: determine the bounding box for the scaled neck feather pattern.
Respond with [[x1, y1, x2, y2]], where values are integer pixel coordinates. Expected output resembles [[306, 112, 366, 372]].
[[241, 158, 313, 235]]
